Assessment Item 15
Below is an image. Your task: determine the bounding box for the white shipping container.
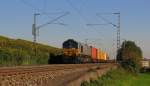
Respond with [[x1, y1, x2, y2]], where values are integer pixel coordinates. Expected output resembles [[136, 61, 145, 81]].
[[78, 43, 91, 56]]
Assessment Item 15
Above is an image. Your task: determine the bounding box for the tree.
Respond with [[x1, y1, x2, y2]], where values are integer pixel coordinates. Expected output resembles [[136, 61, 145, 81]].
[[117, 40, 143, 73]]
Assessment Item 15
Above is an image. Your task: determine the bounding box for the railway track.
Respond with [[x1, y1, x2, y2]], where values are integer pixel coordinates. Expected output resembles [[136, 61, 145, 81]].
[[0, 64, 107, 75], [0, 63, 115, 86]]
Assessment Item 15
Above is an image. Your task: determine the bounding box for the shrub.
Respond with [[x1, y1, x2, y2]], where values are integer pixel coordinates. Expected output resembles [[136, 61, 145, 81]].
[[117, 41, 143, 73]]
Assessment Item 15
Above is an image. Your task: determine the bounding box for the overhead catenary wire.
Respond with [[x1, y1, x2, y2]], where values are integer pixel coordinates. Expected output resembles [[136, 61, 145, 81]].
[[65, 0, 88, 34], [65, 0, 89, 24], [19, 0, 69, 29], [20, 0, 69, 27], [19, 0, 68, 15], [65, 0, 102, 40], [96, 13, 118, 28], [37, 12, 69, 29], [20, 0, 41, 12]]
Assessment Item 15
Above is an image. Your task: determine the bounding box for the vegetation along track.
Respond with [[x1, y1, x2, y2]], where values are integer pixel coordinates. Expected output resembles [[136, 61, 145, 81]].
[[0, 63, 115, 86]]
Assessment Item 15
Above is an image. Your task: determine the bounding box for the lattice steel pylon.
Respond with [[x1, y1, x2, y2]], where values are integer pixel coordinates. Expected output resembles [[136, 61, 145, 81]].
[[87, 12, 121, 61], [115, 12, 121, 51], [32, 12, 69, 56], [32, 13, 40, 44], [32, 12, 69, 43]]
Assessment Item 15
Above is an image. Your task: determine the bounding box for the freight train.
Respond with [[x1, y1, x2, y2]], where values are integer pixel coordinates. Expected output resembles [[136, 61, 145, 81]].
[[62, 39, 109, 63]]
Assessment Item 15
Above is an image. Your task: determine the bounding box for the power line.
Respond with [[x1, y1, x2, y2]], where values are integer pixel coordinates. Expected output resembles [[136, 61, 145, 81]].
[[65, 0, 102, 40], [65, 0, 89, 24], [20, 0, 40, 12], [20, 0, 67, 15], [96, 13, 117, 27], [37, 12, 69, 29], [20, 0, 69, 27]]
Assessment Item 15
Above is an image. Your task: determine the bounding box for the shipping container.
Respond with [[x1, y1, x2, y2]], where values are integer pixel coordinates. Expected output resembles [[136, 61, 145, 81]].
[[97, 49, 107, 61], [79, 43, 91, 56], [101, 51, 107, 60], [102, 52, 107, 60], [91, 47, 97, 62]]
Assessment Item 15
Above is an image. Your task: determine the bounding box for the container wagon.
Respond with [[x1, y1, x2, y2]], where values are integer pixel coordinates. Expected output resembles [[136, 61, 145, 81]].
[[91, 47, 98, 62]]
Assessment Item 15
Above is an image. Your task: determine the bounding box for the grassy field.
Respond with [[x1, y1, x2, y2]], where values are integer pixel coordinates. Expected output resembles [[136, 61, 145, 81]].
[[81, 68, 150, 86], [0, 35, 61, 66]]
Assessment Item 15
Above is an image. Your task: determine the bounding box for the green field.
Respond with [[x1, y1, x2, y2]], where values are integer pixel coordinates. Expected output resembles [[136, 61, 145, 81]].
[[81, 68, 150, 86]]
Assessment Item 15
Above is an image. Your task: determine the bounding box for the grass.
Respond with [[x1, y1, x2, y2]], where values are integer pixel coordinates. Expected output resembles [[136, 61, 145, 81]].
[[81, 68, 150, 86], [0, 35, 61, 66], [130, 73, 150, 86]]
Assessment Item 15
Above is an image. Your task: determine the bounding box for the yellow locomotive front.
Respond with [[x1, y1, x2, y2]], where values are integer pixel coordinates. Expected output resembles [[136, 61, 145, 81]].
[[63, 39, 79, 57], [63, 48, 79, 57]]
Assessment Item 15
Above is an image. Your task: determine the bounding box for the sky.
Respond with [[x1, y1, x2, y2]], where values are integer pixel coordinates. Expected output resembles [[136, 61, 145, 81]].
[[0, 0, 150, 59]]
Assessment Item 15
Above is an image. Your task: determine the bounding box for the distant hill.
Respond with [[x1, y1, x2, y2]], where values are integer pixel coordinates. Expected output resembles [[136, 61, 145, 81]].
[[0, 35, 61, 66]]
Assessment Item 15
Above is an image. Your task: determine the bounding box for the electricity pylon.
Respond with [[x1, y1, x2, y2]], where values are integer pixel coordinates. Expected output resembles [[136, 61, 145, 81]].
[[32, 12, 69, 56], [32, 12, 69, 43], [87, 12, 121, 61]]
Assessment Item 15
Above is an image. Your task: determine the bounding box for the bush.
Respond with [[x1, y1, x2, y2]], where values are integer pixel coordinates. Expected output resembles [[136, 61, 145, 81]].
[[117, 41, 143, 73]]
